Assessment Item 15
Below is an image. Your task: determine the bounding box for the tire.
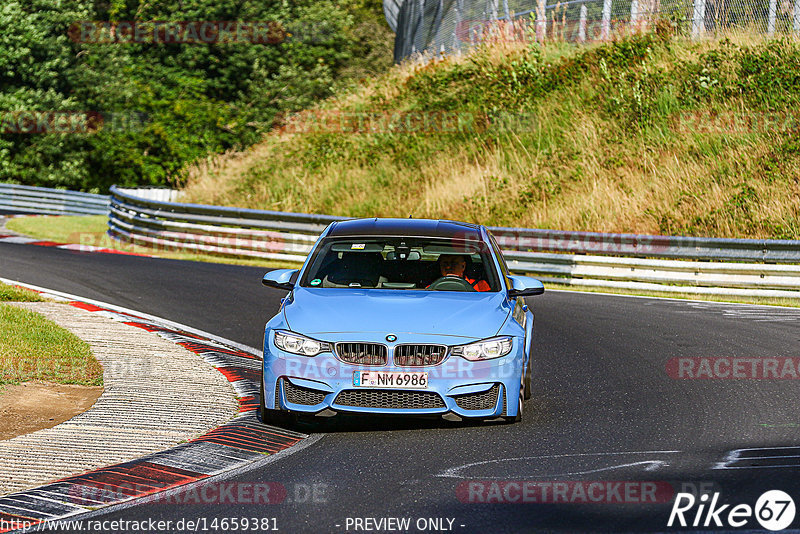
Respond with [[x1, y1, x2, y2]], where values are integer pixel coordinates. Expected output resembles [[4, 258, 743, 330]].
[[504, 373, 525, 423], [258, 378, 266, 421], [524, 344, 532, 401], [259, 376, 295, 428]]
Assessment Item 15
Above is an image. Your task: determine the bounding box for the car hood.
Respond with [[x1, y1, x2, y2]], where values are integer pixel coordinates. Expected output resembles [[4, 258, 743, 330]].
[[283, 287, 511, 340]]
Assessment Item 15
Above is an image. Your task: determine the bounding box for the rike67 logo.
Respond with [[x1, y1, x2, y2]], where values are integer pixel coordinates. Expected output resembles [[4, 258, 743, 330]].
[[668, 490, 795, 531]]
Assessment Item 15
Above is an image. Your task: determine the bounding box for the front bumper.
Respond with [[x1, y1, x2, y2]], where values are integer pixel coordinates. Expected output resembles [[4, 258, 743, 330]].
[[262, 331, 524, 420]]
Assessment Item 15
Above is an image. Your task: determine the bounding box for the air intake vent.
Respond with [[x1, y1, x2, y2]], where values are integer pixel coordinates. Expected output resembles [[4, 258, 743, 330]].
[[334, 389, 445, 409], [453, 384, 500, 411], [394, 344, 447, 366], [283, 380, 327, 406], [335, 342, 388, 366]]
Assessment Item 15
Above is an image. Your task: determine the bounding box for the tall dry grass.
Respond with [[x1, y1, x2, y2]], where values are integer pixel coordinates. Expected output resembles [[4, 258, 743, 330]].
[[180, 30, 800, 239]]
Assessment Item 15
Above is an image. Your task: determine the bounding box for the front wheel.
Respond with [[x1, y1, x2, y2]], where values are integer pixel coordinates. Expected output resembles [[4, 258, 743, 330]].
[[504, 374, 524, 423], [259, 376, 295, 428], [524, 350, 532, 400]]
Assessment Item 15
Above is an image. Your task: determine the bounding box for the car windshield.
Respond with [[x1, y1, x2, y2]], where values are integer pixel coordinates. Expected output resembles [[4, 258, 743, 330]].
[[299, 237, 501, 291]]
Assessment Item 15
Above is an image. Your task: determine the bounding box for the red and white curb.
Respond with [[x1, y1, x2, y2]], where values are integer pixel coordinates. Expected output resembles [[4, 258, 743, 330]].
[[0, 233, 149, 257], [0, 279, 307, 532], [0, 216, 149, 258]]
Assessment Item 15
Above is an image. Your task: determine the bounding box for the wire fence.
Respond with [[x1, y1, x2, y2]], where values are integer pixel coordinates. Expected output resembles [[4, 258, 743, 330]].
[[390, 0, 800, 61]]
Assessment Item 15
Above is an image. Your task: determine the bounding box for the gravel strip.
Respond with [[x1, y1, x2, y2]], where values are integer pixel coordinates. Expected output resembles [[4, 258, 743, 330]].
[[0, 302, 239, 495]]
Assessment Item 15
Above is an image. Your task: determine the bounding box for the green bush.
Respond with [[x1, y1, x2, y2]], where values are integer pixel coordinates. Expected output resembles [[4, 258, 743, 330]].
[[0, 0, 393, 191]]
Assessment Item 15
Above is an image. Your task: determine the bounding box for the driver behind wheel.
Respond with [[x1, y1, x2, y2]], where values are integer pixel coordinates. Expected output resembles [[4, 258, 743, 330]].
[[434, 254, 491, 292]]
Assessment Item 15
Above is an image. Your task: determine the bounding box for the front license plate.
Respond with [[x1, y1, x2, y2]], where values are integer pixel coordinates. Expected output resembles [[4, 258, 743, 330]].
[[353, 371, 428, 389]]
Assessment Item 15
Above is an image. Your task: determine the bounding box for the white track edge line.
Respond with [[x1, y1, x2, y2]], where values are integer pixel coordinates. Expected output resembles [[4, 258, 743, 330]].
[[546, 286, 800, 310], [0, 277, 262, 357]]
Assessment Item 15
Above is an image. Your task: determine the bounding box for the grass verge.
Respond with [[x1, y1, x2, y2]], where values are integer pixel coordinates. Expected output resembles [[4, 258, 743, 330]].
[[546, 283, 800, 308], [0, 282, 102, 387], [0, 283, 43, 303], [4, 215, 302, 270]]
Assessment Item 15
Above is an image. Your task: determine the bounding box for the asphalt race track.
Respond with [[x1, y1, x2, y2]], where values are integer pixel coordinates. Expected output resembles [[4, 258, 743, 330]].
[[3, 240, 800, 532]]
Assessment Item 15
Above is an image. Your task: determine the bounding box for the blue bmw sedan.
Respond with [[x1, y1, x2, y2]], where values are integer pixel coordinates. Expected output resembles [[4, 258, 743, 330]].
[[259, 218, 543, 425]]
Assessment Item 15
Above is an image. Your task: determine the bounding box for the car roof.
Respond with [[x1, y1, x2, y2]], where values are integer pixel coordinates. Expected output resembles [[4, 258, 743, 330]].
[[326, 218, 485, 240]]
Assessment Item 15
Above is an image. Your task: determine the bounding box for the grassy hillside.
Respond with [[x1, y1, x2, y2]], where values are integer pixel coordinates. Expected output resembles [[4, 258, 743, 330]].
[[181, 27, 800, 239]]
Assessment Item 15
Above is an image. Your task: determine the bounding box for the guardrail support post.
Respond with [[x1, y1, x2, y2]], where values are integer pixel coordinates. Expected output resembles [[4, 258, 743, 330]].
[[579, 5, 588, 42], [692, 0, 706, 39], [630, 0, 639, 31], [601, 0, 612, 40]]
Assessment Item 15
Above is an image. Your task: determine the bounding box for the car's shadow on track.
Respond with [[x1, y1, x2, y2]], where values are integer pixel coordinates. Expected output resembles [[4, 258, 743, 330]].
[[261, 395, 553, 434], [291, 415, 503, 434]]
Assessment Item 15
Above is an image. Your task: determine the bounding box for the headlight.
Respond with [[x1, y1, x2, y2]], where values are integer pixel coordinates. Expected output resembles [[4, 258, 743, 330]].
[[451, 337, 513, 361], [274, 331, 331, 356]]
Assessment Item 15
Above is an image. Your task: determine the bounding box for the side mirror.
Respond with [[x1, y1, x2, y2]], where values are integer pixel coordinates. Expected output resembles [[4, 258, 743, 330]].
[[262, 269, 299, 291], [507, 275, 545, 298]]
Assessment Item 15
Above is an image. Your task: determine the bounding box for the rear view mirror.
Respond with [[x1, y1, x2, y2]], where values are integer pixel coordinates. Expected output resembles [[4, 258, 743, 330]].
[[262, 269, 299, 291], [507, 275, 545, 298]]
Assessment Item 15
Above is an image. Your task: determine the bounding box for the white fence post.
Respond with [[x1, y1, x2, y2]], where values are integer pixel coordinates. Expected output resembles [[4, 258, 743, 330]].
[[795, 0, 800, 34], [601, 0, 612, 39], [579, 5, 588, 42], [692, 0, 706, 38], [452, 0, 463, 50], [768, 0, 777, 35], [630, 0, 639, 30], [502, 0, 511, 40], [536, 0, 547, 40]]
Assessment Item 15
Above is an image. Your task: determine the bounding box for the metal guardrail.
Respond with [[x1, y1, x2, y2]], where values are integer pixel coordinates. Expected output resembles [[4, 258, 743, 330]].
[[115, 187, 182, 203], [5, 183, 797, 297], [0, 183, 109, 216], [492, 229, 800, 263], [108, 185, 800, 298], [108, 186, 342, 263]]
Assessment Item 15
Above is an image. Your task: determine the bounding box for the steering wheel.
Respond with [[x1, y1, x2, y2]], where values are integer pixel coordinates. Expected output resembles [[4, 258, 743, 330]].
[[427, 275, 475, 292]]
